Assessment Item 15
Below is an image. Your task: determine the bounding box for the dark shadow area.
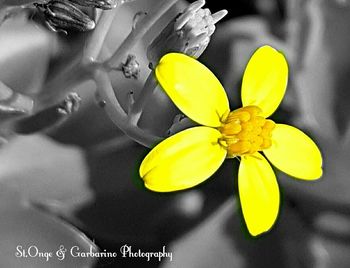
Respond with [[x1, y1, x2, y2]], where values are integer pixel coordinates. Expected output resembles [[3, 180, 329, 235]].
[[74, 142, 235, 267]]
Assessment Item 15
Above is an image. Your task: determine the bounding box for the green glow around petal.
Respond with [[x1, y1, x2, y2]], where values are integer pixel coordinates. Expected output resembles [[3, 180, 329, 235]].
[[241, 46, 288, 118], [239, 153, 280, 236], [140, 126, 227, 192], [156, 53, 230, 127]]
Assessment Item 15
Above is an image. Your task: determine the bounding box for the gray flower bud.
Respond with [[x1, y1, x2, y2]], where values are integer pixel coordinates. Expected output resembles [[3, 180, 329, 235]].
[[34, 0, 95, 34], [120, 54, 140, 79], [147, 0, 227, 67], [68, 0, 136, 10], [68, 0, 117, 10]]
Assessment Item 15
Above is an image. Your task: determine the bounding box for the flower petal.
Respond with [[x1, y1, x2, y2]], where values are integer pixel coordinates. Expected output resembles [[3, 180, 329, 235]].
[[140, 126, 227, 192], [239, 153, 280, 236], [264, 124, 323, 180], [241, 45, 288, 118], [156, 53, 230, 127]]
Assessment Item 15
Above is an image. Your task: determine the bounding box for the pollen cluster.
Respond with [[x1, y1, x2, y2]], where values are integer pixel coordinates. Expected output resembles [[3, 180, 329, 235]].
[[219, 106, 275, 157]]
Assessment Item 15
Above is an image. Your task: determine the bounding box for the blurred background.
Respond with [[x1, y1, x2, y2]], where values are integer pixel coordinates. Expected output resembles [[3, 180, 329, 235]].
[[0, 0, 350, 267]]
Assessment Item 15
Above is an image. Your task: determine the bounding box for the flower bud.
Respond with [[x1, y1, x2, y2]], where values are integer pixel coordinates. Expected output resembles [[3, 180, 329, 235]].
[[34, 0, 95, 34], [68, 0, 136, 10], [14, 92, 81, 134], [120, 54, 140, 79], [68, 0, 117, 10], [147, 0, 227, 67]]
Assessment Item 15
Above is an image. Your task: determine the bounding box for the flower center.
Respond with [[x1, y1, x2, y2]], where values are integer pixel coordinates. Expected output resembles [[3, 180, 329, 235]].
[[219, 106, 275, 157]]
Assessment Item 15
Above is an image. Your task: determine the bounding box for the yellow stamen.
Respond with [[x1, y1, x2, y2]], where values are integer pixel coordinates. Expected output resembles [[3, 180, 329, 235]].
[[228, 141, 251, 155], [241, 122, 254, 131], [219, 106, 275, 157], [221, 123, 241, 135]]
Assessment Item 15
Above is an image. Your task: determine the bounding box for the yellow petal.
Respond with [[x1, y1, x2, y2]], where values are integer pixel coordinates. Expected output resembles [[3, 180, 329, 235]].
[[239, 153, 280, 236], [140, 126, 227, 192], [264, 124, 323, 180], [156, 53, 230, 127], [241, 45, 288, 118]]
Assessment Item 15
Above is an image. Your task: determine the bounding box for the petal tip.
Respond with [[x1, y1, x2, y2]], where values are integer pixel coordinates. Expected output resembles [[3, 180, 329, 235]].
[[248, 226, 271, 237], [246, 205, 280, 237], [239, 154, 280, 237], [241, 45, 289, 118], [306, 167, 323, 181]]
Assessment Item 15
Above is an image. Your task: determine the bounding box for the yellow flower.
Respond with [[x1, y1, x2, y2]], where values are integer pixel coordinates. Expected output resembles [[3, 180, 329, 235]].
[[139, 46, 323, 236]]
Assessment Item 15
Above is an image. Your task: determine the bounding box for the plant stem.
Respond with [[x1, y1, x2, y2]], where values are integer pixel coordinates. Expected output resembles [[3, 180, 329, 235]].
[[106, 0, 179, 69], [35, 0, 176, 147], [94, 68, 161, 147], [83, 9, 118, 63], [36, 58, 90, 109], [128, 71, 158, 125], [37, 9, 118, 108], [91, 0, 179, 147]]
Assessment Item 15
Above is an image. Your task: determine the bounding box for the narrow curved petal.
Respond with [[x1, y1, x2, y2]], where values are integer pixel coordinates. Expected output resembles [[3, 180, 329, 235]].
[[156, 53, 230, 127], [140, 126, 227, 192], [239, 153, 280, 236], [241, 45, 288, 118], [264, 124, 323, 180]]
